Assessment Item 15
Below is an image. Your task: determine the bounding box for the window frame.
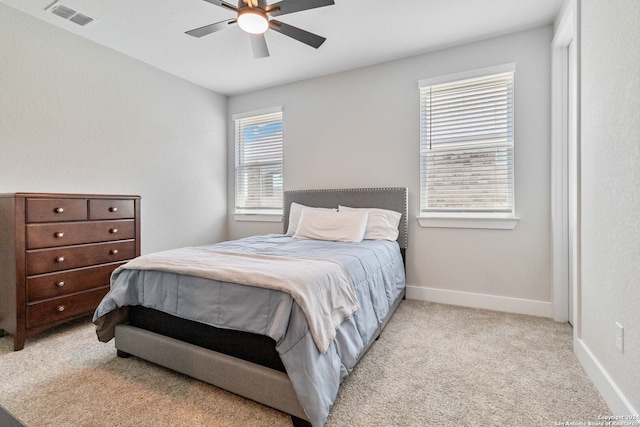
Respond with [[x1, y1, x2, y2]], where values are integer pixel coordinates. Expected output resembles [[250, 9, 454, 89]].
[[417, 64, 519, 230], [233, 107, 284, 222]]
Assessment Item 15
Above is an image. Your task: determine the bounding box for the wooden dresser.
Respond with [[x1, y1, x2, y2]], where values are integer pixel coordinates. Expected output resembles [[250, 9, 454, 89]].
[[0, 193, 140, 350]]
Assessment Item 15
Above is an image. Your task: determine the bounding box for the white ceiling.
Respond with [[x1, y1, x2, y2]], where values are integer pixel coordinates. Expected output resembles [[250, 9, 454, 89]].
[[2, 0, 563, 95]]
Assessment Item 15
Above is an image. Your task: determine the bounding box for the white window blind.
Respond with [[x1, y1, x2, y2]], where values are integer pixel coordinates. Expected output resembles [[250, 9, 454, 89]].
[[419, 66, 515, 216], [234, 109, 283, 214]]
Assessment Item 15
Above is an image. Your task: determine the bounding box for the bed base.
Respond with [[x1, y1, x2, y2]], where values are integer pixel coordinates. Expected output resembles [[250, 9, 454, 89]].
[[115, 324, 308, 420], [114, 187, 408, 426], [115, 287, 405, 426]]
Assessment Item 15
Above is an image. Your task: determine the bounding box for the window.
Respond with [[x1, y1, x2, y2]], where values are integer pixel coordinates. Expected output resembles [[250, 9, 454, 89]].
[[418, 64, 518, 229], [234, 108, 283, 217]]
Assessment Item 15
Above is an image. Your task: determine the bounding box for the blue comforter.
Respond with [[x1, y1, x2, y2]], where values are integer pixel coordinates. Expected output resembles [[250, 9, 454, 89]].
[[93, 234, 405, 426]]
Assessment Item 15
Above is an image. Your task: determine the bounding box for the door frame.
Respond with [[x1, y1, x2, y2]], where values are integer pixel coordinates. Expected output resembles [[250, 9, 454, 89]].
[[551, 0, 579, 333]]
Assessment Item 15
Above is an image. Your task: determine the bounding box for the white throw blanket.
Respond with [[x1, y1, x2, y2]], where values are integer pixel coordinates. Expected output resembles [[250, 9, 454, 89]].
[[116, 247, 358, 353]]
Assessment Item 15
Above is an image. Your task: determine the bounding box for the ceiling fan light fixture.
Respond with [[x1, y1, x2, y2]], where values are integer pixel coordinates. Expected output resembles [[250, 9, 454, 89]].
[[237, 9, 268, 34]]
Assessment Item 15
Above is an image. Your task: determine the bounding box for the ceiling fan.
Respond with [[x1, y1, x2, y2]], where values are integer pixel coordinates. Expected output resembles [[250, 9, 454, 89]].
[[186, 0, 335, 58]]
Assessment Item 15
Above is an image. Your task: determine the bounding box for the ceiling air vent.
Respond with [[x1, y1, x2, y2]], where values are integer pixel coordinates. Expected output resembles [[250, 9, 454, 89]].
[[69, 13, 93, 26], [50, 3, 74, 19], [46, 2, 94, 26]]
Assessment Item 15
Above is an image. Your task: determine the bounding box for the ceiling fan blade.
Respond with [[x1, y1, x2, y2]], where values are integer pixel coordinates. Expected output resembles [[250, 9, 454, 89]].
[[266, 0, 334, 17], [186, 18, 236, 38], [250, 34, 270, 58], [269, 20, 326, 49], [202, 0, 237, 12]]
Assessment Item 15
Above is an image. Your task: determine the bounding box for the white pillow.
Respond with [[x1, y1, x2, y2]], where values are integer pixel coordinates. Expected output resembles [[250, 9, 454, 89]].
[[338, 205, 402, 241], [286, 202, 336, 236], [293, 208, 368, 243]]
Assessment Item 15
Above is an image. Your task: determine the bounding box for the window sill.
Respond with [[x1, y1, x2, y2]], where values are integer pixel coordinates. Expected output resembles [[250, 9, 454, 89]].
[[417, 215, 519, 230], [234, 213, 283, 223]]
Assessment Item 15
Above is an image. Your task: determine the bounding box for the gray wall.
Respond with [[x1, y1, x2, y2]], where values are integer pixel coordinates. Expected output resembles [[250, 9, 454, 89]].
[[580, 0, 640, 413], [0, 4, 228, 254], [228, 26, 553, 314]]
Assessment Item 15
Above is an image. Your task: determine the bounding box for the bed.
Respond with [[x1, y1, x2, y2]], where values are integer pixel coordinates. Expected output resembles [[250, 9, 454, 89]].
[[93, 187, 408, 427]]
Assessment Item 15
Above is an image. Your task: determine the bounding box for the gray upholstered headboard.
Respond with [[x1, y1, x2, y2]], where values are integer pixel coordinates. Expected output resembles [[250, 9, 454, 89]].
[[283, 187, 408, 249]]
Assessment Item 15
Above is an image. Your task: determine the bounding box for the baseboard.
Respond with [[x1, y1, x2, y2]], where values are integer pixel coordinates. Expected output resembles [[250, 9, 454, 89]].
[[405, 285, 553, 318], [574, 338, 639, 421]]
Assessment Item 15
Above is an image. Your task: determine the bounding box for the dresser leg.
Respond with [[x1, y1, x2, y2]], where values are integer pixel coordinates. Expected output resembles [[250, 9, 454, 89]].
[[0, 329, 24, 350], [13, 334, 25, 351]]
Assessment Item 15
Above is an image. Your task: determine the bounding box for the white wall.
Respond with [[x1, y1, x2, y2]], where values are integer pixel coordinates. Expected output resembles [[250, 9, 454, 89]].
[[0, 4, 228, 254], [578, 0, 640, 414], [228, 26, 553, 315]]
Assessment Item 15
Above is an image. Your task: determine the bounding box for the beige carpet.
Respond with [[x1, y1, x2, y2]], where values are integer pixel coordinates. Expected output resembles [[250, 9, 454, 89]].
[[0, 301, 610, 426]]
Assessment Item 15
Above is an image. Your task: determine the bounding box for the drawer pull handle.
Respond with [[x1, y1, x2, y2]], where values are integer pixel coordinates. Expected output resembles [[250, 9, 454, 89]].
[[56, 256, 65, 263], [54, 207, 64, 214], [54, 232, 64, 238], [56, 281, 65, 287], [57, 305, 65, 312], [110, 249, 119, 255], [109, 228, 118, 234], [109, 207, 118, 212]]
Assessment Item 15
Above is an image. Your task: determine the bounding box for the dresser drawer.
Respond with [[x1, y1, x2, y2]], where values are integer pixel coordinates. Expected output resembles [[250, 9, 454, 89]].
[[26, 286, 109, 329], [26, 198, 87, 223], [89, 199, 135, 220], [27, 240, 136, 276], [26, 220, 135, 249], [27, 263, 124, 303]]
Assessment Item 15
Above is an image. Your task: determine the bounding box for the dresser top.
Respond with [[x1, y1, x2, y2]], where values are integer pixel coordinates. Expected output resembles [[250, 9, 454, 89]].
[[0, 193, 141, 199]]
